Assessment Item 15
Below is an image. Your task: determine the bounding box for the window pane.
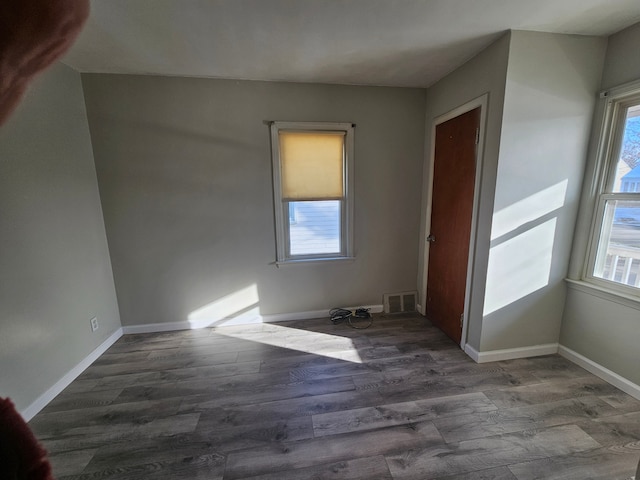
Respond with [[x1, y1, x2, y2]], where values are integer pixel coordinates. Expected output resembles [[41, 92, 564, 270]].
[[288, 200, 341, 256], [613, 104, 640, 192], [593, 199, 640, 288]]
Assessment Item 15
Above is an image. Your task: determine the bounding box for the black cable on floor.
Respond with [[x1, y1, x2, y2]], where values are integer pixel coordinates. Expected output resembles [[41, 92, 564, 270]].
[[329, 307, 373, 329]]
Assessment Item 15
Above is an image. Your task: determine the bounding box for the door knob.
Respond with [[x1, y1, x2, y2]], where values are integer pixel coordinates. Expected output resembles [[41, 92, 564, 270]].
[[427, 234, 436, 243]]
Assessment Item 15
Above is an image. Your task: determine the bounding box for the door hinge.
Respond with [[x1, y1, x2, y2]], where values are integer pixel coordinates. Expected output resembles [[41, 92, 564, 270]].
[[475, 127, 479, 145], [460, 313, 464, 328]]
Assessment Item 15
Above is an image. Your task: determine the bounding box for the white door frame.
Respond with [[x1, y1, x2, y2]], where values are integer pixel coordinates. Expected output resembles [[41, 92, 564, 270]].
[[420, 94, 488, 348]]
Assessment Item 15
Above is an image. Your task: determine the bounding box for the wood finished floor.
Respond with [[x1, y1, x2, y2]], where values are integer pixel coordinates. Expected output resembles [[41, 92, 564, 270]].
[[29, 314, 640, 479]]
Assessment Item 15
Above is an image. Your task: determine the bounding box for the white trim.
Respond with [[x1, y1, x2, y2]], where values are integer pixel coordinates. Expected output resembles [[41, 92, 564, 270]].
[[420, 93, 489, 350], [122, 304, 385, 334], [275, 256, 355, 267], [464, 344, 481, 362], [263, 304, 383, 323], [270, 121, 355, 263], [582, 85, 640, 285], [20, 328, 123, 421], [565, 278, 640, 311], [558, 345, 640, 401], [464, 343, 559, 363], [122, 322, 194, 334], [601, 78, 640, 101]]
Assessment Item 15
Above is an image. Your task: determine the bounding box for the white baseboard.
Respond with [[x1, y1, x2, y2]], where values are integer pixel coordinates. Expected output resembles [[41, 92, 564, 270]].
[[122, 321, 193, 334], [464, 343, 559, 363], [263, 304, 383, 323], [21, 327, 123, 421], [122, 304, 384, 334], [558, 345, 640, 401]]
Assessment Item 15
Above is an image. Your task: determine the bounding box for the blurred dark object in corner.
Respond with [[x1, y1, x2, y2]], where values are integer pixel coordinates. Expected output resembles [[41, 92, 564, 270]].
[[0, 397, 54, 479], [0, 0, 89, 125]]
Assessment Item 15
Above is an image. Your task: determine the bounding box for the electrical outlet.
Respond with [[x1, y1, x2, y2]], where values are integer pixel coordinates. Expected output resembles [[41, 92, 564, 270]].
[[90, 317, 99, 332]]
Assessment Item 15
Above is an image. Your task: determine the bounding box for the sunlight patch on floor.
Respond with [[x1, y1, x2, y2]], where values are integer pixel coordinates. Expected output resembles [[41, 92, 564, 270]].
[[188, 285, 363, 362], [216, 323, 364, 363]]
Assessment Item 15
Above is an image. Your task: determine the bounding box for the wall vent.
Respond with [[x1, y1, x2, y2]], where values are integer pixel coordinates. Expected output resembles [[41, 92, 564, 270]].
[[383, 291, 418, 314]]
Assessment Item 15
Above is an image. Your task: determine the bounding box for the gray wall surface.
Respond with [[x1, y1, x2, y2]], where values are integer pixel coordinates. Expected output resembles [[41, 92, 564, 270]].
[[561, 22, 640, 385], [82, 75, 426, 326], [481, 32, 606, 351], [420, 33, 511, 349], [562, 288, 640, 385], [601, 21, 640, 91], [0, 64, 121, 413]]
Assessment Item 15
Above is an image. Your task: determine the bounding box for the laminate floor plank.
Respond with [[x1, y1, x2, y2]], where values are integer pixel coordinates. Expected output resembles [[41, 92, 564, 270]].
[[179, 375, 357, 410], [493, 356, 592, 381], [255, 350, 368, 372], [236, 343, 365, 363], [431, 467, 517, 480], [287, 360, 381, 382], [42, 387, 125, 413], [80, 360, 262, 391], [483, 376, 622, 409], [224, 423, 443, 480], [312, 392, 497, 437], [59, 435, 226, 480], [193, 416, 314, 454], [353, 369, 543, 406], [41, 412, 200, 454], [599, 392, 640, 413], [575, 410, 640, 447], [30, 398, 184, 438], [91, 351, 152, 366], [111, 370, 303, 405], [507, 445, 640, 480], [80, 434, 226, 475], [179, 388, 386, 428], [385, 424, 600, 479], [236, 455, 393, 480], [78, 350, 239, 378], [433, 396, 619, 443], [27, 314, 639, 480], [47, 448, 98, 477]]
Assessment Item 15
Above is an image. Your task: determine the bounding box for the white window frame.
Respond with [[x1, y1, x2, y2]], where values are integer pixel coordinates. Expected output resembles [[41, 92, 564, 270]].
[[270, 121, 355, 265], [584, 85, 640, 297]]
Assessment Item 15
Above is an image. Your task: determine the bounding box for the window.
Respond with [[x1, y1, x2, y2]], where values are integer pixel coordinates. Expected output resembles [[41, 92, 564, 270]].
[[270, 122, 354, 264], [586, 91, 640, 293]]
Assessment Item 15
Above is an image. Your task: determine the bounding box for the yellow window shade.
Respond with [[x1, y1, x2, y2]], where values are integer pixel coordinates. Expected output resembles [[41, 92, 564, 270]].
[[279, 131, 345, 200]]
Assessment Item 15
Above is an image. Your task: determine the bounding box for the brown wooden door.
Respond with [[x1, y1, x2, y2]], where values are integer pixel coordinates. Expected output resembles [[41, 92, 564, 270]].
[[426, 107, 480, 344]]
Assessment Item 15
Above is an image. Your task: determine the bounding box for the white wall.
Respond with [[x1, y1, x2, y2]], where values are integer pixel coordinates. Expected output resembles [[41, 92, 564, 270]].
[[481, 31, 606, 351], [81, 74, 426, 327], [0, 64, 121, 413], [421, 31, 607, 353], [420, 33, 511, 349], [562, 21, 640, 386]]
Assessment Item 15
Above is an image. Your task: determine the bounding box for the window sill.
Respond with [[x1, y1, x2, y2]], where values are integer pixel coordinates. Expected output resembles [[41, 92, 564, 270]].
[[565, 278, 640, 311], [275, 257, 355, 267]]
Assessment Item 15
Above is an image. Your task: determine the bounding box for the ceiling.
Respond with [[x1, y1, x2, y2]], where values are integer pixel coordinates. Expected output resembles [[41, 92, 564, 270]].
[[62, 0, 640, 88]]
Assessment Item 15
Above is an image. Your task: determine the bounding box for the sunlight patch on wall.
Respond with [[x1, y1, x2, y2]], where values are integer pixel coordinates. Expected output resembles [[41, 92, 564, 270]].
[[484, 218, 557, 315], [491, 180, 567, 240], [188, 284, 262, 328]]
